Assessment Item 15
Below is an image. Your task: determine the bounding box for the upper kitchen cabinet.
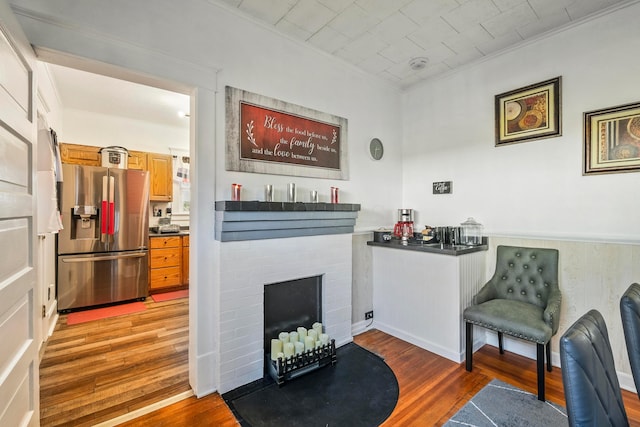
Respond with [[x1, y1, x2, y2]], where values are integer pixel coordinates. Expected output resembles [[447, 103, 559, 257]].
[[58, 143, 173, 202], [59, 143, 101, 166], [148, 152, 173, 202], [128, 150, 147, 170]]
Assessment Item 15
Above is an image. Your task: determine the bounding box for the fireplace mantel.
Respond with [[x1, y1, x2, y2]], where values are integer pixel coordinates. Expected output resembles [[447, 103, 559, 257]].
[[214, 201, 361, 241]]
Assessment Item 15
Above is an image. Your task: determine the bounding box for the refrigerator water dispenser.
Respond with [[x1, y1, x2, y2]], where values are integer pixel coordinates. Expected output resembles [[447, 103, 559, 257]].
[[71, 205, 99, 239]]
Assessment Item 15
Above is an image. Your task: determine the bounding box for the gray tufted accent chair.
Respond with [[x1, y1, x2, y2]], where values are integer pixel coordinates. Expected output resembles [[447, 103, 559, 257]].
[[463, 245, 560, 401], [621, 282, 640, 399], [560, 310, 629, 427]]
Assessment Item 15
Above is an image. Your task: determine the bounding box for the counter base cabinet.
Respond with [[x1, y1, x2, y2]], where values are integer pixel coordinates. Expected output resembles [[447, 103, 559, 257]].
[[149, 236, 188, 293], [371, 247, 486, 362], [182, 235, 189, 285]]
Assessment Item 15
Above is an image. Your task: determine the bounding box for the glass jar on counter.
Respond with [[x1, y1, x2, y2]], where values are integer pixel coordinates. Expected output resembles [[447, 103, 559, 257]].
[[459, 217, 483, 246]]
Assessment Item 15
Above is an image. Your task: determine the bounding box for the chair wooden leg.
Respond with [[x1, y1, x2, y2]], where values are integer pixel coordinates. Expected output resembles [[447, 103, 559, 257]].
[[498, 332, 504, 354], [537, 343, 545, 401], [465, 321, 473, 371], [546, 341, 552, 372]]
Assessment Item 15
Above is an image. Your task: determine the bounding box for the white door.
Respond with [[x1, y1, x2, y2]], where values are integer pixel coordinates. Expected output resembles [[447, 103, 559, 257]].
[[0, 1, 41, 426]]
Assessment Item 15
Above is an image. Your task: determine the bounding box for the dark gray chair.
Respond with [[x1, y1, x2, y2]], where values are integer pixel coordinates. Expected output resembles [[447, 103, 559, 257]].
[[560, 310, 629, 427], [621, 282, 640, 399], [463, 245, 561, 401]]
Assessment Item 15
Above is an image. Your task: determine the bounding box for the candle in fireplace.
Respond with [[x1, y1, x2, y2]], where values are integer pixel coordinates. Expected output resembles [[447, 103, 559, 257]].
[[294, 341, 304, 355], [270, 339, 283, 360], [320, 333, 330, 345], [308, 329, 318, 342], [312, 322, 323, 337], [283, 342, 295, 358], [289, 331, 299, 343], [297, 327, 307, 341], [279, 332, 290, 343], [304, 336, 315, 351]]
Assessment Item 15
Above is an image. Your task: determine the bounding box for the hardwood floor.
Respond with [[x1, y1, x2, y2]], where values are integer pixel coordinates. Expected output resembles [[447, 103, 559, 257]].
[[42, 308, 640, 426], [39, 297, 190, 426]]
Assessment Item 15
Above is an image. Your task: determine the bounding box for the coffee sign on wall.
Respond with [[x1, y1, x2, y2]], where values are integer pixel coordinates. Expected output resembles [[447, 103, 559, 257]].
[[226, 86, 349, 180]]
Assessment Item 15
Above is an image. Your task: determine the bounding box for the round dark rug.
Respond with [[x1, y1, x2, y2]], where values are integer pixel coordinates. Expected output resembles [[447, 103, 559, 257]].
[[223, 342, 399, 427]]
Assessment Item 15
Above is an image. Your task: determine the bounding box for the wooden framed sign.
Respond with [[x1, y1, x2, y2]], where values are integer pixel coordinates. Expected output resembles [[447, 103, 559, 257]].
[[225, 86, 349, 180]]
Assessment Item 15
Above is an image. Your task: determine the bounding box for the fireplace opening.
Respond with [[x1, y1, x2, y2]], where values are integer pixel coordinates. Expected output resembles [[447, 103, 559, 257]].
[[264, 275, 336, 385], [264, 275, 322, 359]]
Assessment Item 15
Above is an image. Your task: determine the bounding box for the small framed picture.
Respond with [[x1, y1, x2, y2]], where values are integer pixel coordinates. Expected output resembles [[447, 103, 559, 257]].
[[495, 77, 562, 146], [584, 101, 640, 175]]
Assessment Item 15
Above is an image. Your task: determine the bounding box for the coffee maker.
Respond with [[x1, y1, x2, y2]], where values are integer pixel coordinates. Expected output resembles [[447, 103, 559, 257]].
[[393, 209, 414, 243]]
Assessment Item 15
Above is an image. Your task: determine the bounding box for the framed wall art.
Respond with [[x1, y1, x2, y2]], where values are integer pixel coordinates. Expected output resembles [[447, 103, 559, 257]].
[[584, 101, 640, 175], [495, 76, 562, 146], [225, 86, 349, 180]]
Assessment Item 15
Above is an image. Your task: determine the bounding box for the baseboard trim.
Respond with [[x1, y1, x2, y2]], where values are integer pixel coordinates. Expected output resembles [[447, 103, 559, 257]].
[[92, 390, 194, 427]]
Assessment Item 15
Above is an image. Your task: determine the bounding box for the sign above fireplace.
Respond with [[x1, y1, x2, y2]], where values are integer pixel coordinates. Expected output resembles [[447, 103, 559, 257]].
[[225, 86, 349, 180]]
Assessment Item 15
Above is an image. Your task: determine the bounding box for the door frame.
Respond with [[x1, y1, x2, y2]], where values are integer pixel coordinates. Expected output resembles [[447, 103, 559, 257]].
[[30, 49, 219, 398]]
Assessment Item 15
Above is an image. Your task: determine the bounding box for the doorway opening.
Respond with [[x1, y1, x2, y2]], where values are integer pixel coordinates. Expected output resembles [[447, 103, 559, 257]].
[[37, 60, 195, 423]]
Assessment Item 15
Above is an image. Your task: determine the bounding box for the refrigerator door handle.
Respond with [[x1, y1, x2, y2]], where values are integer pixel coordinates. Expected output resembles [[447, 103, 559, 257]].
[[108, 175, 115, 235], [61, 252, 147, 263], [101, 175, 108, 241]]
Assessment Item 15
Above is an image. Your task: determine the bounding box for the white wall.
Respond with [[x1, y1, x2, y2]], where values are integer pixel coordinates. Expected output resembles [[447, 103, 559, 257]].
[[401, 2, 640, 392], [10, 0, 404, 397], [60, 108, 189, 154], [402, 2, 640, 241]]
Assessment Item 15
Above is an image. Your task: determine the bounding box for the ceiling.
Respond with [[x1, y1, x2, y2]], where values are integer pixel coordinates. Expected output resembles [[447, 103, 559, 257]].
[[46, 63, 190, 130], [211, 0, 628, 88], [45, 0, 627, 122]]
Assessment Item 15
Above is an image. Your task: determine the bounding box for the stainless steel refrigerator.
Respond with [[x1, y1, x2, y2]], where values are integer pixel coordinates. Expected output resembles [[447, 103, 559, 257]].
[[57, 163, 150, 311]]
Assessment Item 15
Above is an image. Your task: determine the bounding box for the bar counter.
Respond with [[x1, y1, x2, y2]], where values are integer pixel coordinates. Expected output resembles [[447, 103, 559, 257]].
[[367, 238, 487, 256]]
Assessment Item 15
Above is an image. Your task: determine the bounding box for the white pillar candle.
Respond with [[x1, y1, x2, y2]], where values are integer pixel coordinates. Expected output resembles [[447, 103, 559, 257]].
[[304, 336, 315, 351], [270, 339, 283, 360], [294, 341, 304, 355], [308, 329, 318, 342], [312, 322, 323, 337], [289, 331, 299, 343], [277, 352, 284, 360], [316, 340, 322, 348], [297, 327, 307, 341], [320, 333, 330, 345], [278, 332, 290, 343], [283, 342, 295, 358]]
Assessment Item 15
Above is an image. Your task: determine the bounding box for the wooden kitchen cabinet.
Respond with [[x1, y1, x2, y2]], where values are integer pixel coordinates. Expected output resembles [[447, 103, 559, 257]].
[[182, 235, 189, 286], [147, 152, 173, 202], [59, 143, 101, 166], [127, 150, 147, 170], [149, 236, 183, 292], [59, 143, 173, 202]]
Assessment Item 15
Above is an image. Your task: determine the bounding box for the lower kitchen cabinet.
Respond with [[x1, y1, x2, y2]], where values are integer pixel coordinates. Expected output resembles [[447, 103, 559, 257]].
[[182, 235, 189, 285], [149, 235, 188, 293]]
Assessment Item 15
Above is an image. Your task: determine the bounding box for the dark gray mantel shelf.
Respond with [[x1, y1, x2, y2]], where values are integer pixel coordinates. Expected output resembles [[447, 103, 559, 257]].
[[215, 201, 361, 241]]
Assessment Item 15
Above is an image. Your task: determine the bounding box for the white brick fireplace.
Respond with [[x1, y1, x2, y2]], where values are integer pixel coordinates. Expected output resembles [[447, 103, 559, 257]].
[[213, 233, 353, 393]]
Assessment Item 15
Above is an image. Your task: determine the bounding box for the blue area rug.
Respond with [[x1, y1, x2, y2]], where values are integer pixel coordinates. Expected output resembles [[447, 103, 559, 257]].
[[444, 379, 567, 426]]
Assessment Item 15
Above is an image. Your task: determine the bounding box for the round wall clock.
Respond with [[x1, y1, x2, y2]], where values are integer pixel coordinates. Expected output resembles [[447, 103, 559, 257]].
[[369, 138, 384, 160]]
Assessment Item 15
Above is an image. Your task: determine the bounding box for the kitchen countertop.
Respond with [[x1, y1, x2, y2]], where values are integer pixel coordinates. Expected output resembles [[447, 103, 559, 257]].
[[367, 238, 487, 256], [149, 229, 189, 237]]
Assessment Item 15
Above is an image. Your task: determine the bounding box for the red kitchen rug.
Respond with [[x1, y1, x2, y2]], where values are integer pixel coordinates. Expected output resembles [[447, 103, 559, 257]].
[[67, 301, 147, 325], [151, 289, 189, 303]]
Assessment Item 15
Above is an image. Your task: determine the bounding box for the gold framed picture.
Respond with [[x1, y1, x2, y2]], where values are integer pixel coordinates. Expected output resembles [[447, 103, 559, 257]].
[[495, 77, 562, 146], [584, 101, 640, 175]]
